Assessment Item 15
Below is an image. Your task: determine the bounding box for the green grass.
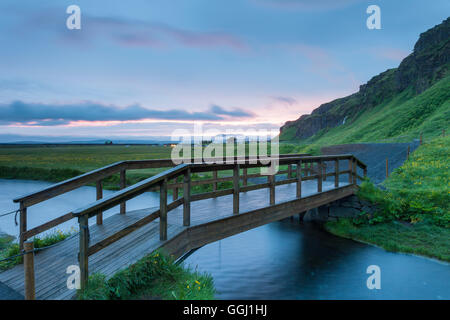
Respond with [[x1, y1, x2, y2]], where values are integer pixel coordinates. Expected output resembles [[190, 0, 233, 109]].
[[0, 229, 74, 270], [0, 145, 174, 189], [78, 250, 215, 300], [325, 136, 450, 261], [325, 219, 450, 261], [0, 143, 305, 190]]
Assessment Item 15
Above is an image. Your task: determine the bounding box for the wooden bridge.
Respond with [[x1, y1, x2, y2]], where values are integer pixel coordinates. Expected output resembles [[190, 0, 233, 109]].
[[0, 154, 366, 299]]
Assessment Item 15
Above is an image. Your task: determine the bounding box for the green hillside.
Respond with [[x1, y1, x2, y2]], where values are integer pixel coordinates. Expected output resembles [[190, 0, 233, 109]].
[[290, 75, 450, 145], [280, 17, 450, 146]]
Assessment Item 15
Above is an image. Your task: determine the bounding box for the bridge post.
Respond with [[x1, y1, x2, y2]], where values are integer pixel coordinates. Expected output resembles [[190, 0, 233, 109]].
[[317, 160, 323, 193], [269, 174, 275, 205], [23, 240, 35, 300], [348, 157, 353, 183], [296, 160, 302, 198], [183, 168, 191, 226], [79, 214, 89, 291], [173, 183, 179, 201], [19, 202, 27, 250], [212, 170, 218, 192], [243, 168, 248, 186], [352, 159, 357, 184], [323, 163, 327, 181], [288, 164, 292, 179], [160, 178, 168, 240], [120, 169, 126, 214], [96, 180, 103, 225], [334, 160, 339, 188], [233, 164, 240, 214]]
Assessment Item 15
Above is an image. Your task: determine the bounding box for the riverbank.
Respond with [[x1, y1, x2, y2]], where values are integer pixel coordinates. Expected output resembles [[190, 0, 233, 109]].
[[78, 250, 215, 300], [325, 136, 450, 262]]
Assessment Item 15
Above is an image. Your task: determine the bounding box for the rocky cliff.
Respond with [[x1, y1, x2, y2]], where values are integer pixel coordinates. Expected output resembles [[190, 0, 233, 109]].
[[280, 17, 450, 141]]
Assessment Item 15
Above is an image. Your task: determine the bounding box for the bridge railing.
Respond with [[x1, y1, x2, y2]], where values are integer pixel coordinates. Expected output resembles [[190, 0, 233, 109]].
[[72, 154, 367, 289], [12, 154, 309, 249]]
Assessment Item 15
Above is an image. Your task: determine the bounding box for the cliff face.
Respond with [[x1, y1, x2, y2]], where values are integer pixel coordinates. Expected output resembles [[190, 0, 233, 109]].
[[280, 18, 450, 141]]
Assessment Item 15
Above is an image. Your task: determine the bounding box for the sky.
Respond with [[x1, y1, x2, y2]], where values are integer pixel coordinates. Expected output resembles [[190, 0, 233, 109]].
[[0, 0, 449, 141]]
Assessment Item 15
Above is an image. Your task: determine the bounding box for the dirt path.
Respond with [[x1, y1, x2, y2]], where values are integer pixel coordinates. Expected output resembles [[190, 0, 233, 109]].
[[321, 141, 420, 185]]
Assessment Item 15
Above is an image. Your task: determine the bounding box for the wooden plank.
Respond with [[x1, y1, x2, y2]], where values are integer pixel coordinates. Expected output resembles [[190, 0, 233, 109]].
[[191, 189, 233, 201], [24, 211, 74, 240], [87, 210, 160, 256]]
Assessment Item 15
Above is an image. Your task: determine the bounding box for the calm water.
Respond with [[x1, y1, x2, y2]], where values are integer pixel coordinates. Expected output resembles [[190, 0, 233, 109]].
[[1, 179, 449, 299], [183, 220, 450, 300]]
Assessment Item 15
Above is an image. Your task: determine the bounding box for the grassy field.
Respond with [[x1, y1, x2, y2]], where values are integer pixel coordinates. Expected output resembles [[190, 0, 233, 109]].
[[0, 143, 302, 190], [325, 136, 450, 261]]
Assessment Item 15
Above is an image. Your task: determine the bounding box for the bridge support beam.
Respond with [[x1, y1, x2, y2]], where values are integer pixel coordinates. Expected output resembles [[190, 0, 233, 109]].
[[96, 180, 103, 225], [269, 174, 275, 205], [334, 160, 339, 188], [183, 168, 191, 226], [120, 169, 126, 214], [233, 164, 240, 214], [317, 160, 323, 193], [160, 178, 168, 240], [79, 214, 89, 291], [296, 160, 302, 198]]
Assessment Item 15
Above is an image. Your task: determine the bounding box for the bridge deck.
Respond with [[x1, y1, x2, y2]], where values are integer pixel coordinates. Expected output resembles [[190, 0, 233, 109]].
[[0, 179, 349, 300]]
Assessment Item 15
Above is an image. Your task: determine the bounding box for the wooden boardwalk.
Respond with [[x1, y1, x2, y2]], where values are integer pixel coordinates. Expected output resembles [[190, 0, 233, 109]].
[[0, 179, 349, 300]]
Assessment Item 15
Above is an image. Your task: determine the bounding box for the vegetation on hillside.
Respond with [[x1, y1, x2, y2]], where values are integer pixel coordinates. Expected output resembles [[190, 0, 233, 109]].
[[78, 250, 214, 300], [281, 75, 450, 146], [325, 136, 450, 261]]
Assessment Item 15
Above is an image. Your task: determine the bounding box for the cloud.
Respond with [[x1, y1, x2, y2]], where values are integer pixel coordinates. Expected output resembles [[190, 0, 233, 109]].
[[0, 101, 254, 126], [9, 7, 247, 51], [271, 96, 297, 105], [210, 105, 254, 117], [252, 0, 362, 11]]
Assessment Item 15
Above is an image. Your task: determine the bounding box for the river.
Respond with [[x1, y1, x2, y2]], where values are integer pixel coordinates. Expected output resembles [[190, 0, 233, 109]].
[[0, 179, 448, 299]]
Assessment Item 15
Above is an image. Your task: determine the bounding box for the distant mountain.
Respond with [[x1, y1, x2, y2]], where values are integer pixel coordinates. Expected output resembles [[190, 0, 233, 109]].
[[0, 134, 175, 145], [280, 17, 450, 144]]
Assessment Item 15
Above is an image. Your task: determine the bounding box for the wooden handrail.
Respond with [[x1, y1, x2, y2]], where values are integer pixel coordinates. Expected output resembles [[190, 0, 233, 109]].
[[73, 154, 362, 218], [14, 154, 309, 206], [73, 164, 189, 218], [13, 161, 126, 206]]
